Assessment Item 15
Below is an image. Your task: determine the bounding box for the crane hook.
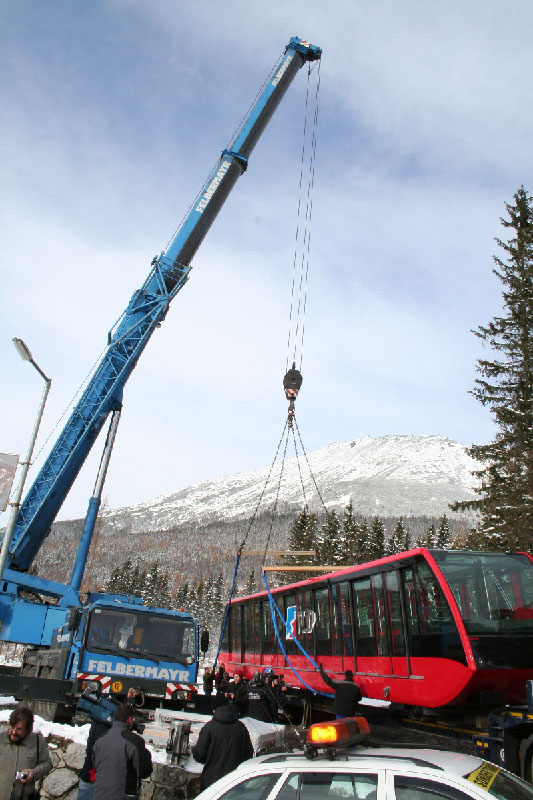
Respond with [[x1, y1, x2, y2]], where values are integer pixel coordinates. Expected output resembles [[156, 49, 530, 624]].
[[283, 363, 303, 424]]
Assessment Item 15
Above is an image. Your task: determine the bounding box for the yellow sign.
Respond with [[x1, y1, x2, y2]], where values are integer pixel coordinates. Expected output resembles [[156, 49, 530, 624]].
[[467, 761, 500, 791], [111, 680, 123, 693]]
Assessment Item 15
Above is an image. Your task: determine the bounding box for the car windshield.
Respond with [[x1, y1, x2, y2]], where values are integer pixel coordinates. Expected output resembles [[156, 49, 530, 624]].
[[464, 760, 533, 798], [430, 551, 533, 635], [86, 609, 196, 662]]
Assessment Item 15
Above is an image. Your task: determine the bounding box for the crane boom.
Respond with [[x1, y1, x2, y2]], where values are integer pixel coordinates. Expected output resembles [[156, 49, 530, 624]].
[[7, 37, 321, 572]]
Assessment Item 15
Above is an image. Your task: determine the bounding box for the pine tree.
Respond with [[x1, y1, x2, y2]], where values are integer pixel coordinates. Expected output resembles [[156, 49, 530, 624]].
[[462, 527, 492, 550], [174, 580, 189, 611], [425, 524, 437, 547], [186, 583, 198, 620], [318, 511, 342, 565], [244, 569, 257, 596], [387, 518, 408, 555], [105, 558, 135, 594], [367, 517, 386, 561], [285, 506, 319, 580], [403, 523, 411, 551], [452, 188, 533, 551], [341, 501, 359, 564], [214, 572, 225, 617], [203, 574, 215, 631], [104, 565, 122, 594], [285, 507, 318, 566], [435, 515, 452, 548], [353, 519, 370, 563], [414, 528, 426, 547], [212, 571, 225, 644], [130, 563, 146, 596], [142, 562, 171, 608]]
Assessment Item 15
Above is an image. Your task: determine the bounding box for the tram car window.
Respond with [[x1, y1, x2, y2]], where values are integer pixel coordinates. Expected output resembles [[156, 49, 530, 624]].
[[261, 599, 276, 656], [315, 587, 333, 656], [385, 571, 405, 656], [353, 577, 377, 657]]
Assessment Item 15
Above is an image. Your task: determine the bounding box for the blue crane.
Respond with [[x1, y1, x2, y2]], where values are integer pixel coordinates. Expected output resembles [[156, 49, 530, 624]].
[[0, 37, 321, 720], [5, 36, 321, 582]]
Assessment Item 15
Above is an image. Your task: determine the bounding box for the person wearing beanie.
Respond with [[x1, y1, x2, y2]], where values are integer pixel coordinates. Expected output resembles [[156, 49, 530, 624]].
[[192, 703, 253, 789], [319, 664, 362, 719]]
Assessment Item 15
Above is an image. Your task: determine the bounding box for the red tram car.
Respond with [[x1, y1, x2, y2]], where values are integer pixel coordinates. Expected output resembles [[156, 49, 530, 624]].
[[218, 548, 533, 710]]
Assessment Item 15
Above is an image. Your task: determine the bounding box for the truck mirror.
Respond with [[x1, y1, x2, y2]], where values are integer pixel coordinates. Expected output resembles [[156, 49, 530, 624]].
[[200, 629, 209, 653], [69, 608, 82, 631]]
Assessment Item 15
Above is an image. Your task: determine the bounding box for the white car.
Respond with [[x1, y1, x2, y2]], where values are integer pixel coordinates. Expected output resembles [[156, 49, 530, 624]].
[[195, 717, 533, 800]]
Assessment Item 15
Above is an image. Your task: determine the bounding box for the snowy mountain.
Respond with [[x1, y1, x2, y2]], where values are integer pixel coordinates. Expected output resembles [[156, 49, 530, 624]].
[[103, 435, 479, 533]]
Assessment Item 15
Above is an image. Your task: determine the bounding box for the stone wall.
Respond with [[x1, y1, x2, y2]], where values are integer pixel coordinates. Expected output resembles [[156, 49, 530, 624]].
[[3, 729, 202, 800]]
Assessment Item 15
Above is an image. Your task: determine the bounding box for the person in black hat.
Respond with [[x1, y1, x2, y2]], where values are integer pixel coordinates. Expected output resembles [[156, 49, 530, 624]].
[[192, 701, 253, 790], [319, 664, 361, 719]]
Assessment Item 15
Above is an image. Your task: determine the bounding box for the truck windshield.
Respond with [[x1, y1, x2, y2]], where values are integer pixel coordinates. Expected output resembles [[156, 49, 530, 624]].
[[86, 609, 196, 663], [430, 551, 533, 635]]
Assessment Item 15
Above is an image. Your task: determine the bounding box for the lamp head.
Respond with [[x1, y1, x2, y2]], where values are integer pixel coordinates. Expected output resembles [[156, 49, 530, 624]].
[[12, 338, 33, 362]]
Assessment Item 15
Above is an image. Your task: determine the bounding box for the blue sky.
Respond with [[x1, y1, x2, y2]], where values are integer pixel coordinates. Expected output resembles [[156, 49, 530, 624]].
[[1, 0, 532, 522]]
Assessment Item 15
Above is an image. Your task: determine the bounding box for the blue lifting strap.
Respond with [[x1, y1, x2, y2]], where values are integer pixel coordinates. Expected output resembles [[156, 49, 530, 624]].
[[263, 571, 333, 698]]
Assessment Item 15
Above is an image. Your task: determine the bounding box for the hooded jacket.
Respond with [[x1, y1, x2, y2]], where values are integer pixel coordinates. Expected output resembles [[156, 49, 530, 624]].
[[192, 703, 254, 789], [92, 720, 152, 800], [0, 730, 52, 800]]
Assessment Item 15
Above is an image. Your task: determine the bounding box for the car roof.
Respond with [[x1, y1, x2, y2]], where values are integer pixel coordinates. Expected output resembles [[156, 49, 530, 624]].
[[229, 746, 484, 779]]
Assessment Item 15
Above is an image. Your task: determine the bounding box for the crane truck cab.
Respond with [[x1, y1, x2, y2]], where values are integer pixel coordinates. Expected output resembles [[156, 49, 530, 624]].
[[18, 595, 198, 719]]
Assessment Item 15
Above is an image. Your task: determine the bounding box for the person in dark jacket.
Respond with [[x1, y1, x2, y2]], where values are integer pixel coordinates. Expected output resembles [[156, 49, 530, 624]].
[[203, 666, 214, 696], [227, 671, 248, 717], [214, 663, 226, 690], [77, 719, 108, 800], [78, 687, 140, 800], [246, 672, 277, 723], [192, 702, 254, 790], [267, 674, 288, 720], [93, 703, 152, 800], [319, 664, 361, 718]]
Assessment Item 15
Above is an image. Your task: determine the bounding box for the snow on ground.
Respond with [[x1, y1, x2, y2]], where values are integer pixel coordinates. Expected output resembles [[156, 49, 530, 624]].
[[0, 695, 16, 706]]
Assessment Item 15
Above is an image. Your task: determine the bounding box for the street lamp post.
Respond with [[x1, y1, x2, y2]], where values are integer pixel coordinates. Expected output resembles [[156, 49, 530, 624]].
[[0, 338, 51, 581]]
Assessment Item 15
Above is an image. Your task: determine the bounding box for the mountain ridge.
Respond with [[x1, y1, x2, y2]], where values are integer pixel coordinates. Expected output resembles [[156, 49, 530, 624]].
[[102, 434, 479, 533]]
